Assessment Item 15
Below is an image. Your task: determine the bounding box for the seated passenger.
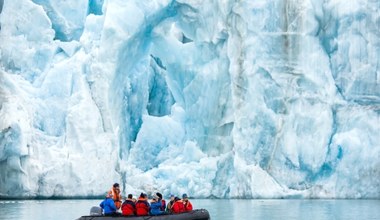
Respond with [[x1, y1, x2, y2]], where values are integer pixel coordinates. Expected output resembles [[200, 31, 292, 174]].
[[171, 196, 185, 213], [136, 193, 150, 216], [166, 194, 175, 213], [150, 194, 165, 215], [121, 194, 136, 216], [156, 192, 166, 211], [182, 193, 193, 211], [100, 193, 119, 216]]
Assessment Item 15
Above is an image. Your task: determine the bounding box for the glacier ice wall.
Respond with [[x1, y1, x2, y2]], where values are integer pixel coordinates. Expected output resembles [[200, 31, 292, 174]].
[[0, 0, 379, 199]]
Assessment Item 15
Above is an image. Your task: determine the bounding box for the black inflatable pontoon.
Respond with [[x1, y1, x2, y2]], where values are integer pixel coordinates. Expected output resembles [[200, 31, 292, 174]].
[[77, 209, 210, 220]]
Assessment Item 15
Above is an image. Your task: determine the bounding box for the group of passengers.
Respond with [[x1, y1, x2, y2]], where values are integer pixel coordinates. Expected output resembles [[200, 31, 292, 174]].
[[100, 183, 193, 216]]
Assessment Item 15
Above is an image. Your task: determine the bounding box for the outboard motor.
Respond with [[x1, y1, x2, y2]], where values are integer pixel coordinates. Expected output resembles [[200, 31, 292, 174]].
[[89, 206, 103, 216]]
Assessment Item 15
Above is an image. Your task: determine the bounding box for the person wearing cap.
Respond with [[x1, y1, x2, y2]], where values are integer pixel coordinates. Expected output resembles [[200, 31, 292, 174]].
[[150, 193, 165, 215], [166, 194, 175, 213], [156, 192, 166, 211], [182, 193, 193, 211], [121, 194, 136, 216], [171, 196, 185, 213], [136, 193, 150, 216], [108, 183, 122, 210], [100, 192, 118, 216]]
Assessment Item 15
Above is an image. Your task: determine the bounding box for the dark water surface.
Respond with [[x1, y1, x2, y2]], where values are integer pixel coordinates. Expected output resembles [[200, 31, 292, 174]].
[[0, 199, 379, 220]]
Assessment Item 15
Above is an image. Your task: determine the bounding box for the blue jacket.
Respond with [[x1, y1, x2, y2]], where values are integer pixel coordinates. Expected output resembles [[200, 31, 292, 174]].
[[100, 198, 117, 215], [150, 201, 164, 215]]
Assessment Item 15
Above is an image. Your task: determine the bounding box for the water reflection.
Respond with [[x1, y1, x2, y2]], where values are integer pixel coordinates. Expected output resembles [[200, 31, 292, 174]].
[[193, 199, 380, 220], [0, 199, 379, 220]]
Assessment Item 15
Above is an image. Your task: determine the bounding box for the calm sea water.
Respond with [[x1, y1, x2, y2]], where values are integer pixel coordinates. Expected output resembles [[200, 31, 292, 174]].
[[0, 199, 379, 220]]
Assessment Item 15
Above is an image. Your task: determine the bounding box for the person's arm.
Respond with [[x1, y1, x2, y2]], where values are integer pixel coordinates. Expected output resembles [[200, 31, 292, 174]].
[[133, 203, 137, 215], [117, 194, 122, 204], [109, 199, 117, 212], [161, 200, 166, 210], [187, 201, 193, 211], [146, 201, 151, 212]]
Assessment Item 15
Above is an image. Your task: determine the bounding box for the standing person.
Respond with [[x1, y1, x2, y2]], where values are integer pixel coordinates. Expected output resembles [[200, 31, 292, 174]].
[[100, 193, 118, 216], [166, 194, 175, 213], [121, 194, 136, 216], [182, 193, 193, 211], [156, 192, 166, 211], [150, 194, 165, 215], [136, 193, 150, 216], [171, 196, 185, 213], [109, 183, 122, 210]]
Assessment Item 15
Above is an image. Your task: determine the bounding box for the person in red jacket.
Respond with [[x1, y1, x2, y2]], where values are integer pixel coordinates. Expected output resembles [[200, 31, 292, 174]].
[[121, 194, 136, 216], [171, 197, 185, 213], [182, 193, 193, 211], [135, 193, 150, 216]]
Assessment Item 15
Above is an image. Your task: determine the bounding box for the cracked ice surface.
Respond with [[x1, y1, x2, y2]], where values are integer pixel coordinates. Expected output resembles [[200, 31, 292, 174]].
[[0, 0, 379, 199]]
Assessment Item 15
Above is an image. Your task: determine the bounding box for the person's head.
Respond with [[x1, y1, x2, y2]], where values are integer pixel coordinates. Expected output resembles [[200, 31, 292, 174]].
[[106, 192, 113, 198], [128, 194, 133, 199], [174, 196, 180, 202], [140, 192, 147, 199], [170, 194, 175, 201], [113, 183, 120, 191], [152, 194, 159, 201], [182, 193, 188, 201], [156, 192, 163, 199]]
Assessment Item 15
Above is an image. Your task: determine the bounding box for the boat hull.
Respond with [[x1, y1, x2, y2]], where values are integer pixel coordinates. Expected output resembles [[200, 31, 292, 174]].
[[77, 209, 210, 220]]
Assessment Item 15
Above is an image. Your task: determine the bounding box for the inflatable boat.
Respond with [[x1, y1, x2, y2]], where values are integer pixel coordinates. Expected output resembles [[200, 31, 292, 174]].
[[77, 208, 210, 220]]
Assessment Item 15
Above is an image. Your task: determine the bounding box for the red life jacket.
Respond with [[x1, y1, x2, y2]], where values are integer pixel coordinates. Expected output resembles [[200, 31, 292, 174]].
[[172, 200, 185, 213], [121, 199, 136, 216], [135, 198, 150, 216], [160, 199, 166, 211], [184, 200, 193, 211]]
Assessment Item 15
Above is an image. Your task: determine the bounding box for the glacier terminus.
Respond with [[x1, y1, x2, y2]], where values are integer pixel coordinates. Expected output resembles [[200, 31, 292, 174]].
[[0, 0, 379, 199]]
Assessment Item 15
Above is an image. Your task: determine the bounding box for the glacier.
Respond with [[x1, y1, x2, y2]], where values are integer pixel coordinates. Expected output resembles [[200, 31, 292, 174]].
[[0, 0, 379, 199]]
